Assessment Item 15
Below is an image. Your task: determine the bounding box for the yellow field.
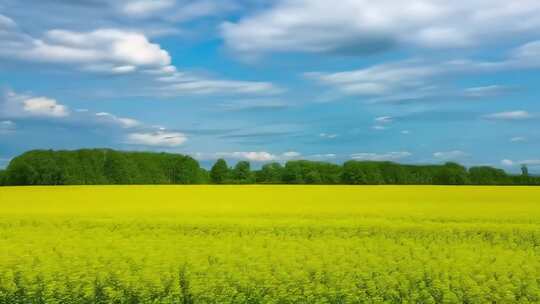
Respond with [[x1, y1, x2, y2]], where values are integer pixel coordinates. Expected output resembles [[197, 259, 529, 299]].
[[1, 186, 540, 303]]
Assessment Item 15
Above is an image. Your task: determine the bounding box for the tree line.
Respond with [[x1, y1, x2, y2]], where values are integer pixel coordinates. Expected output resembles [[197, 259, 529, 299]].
[[0, 149, 538, 186]]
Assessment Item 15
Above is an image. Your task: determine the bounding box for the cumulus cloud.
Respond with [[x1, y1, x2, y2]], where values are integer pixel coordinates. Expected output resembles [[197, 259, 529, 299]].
[[501, 159, 514, 166], [350, 152, 411, 161], [0, 90, 145, 128], [0, 14, 281, 97], [222, 1, 540, 56], [0, 19, 172, 74], [433, 150, 468, 160], [483, 111, 533, 121], [22, 97, 69, 118], [126, 131, 187, 147], [0, 91, 69, 118], [225, 151, 277, 162], [195, 151, 303, 162]]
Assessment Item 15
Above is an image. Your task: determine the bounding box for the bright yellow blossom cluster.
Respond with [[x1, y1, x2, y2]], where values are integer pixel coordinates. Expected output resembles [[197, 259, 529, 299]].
[[0, 186, 539, 303]]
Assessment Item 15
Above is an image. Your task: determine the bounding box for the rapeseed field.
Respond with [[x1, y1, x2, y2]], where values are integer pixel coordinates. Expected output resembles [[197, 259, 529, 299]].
[[0, 186, 539, 303]]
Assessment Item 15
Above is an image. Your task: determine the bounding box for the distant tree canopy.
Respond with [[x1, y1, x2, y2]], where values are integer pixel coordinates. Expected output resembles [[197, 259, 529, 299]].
[[1, 149, 539, 186], [210, 159, 230, 184], [2, 149, 205, 186]]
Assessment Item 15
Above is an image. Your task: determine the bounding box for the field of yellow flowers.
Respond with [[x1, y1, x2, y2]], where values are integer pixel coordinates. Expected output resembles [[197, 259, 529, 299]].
[[1, 186, 540, 303]]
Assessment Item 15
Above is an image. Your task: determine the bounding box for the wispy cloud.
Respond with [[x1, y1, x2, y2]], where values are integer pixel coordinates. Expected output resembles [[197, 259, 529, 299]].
[[193, 151, 302, 162], [305, 40, 540, 101], [501, 159, 540, 167], [510, 136, 527, 143], [483, 111, 534, 121], [433, 150, 468, 160], [126, 130, 187, 147], [350, 152, 411, 161]]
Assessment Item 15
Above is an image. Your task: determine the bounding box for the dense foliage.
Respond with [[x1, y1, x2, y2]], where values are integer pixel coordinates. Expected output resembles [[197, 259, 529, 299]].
[[1, 149, 539, 185], [1, 149, 206, 185], [0, 186, 539, 303]]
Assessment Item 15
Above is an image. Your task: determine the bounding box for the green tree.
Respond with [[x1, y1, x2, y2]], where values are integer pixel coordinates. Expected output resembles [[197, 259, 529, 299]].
[[521, 164, 529, 177], [210, 159, 230, 184], [5, 159, 37, 185], [469, 166, 509, 185], [232, 161, 253, 184], [0, 170, 6, 186], [104, 151, 133, 184], [256, 162, 284, 184], [434, 162, 469, 185]]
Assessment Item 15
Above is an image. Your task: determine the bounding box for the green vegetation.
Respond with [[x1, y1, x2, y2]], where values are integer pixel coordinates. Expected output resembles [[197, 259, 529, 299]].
[[1, 149, 206, 186], [1, 149, 539, 186]]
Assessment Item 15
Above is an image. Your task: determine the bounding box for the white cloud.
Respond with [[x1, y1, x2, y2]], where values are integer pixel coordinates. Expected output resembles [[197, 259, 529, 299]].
[[401, 130, 411, 135], [0, 16, 280, 97], [310, 153, 337, 159], [0, 14, 16, 28], [372, 125, 387, 130], [319, 133, 337, 139], [95, 112, 140, 128], [510, 136, 527, 143], [433, 150, 468, 160], [0, 22, 172, 74], [483, 111, 533, 121], [463, 85, 510, 98], [126, 130, 187, 147], [0, 91, 69, 118], [159, 74, 282, 96], [22, 97, 69, 118], [121, 0, 176, 17], [351, 152, 411, 161], [119, 0, 237, 22], [222, 1, 540, 56], [0, 120, 15, 134], [282, 151, 301, 158], [502, 159, 540, 167], [523, 160, 540, 166], [501, 159, 514, 166], [306, 62, 437, 96], [305, 41, 540, 100], [228, 151, 277, 162], [219, 100, 289, 111], [375, 116, 393, 124], [195, 151, 302, 162]]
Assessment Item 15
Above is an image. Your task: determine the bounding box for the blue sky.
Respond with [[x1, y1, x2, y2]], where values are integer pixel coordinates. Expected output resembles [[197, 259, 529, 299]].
[[1, 0, 540, 171]]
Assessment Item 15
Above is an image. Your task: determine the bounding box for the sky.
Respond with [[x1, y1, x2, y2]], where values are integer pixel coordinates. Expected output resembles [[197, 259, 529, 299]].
[[0, 0, 539, 171]]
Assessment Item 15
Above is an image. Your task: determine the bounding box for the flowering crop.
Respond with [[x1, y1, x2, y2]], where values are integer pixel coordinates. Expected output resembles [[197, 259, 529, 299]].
[[0, 186, 539, 303]]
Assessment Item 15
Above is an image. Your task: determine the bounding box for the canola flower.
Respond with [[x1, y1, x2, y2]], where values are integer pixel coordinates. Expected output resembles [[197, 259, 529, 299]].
[[0, 185, 539, 303]]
